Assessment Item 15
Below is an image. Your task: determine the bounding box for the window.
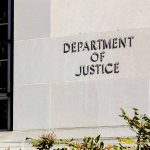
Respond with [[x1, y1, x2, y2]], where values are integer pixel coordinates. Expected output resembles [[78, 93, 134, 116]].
[[0, 0, 13, 130]]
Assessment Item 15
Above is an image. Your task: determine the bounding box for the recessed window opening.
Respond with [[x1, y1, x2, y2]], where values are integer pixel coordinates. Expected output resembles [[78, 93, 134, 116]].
[[0, 0, 13, 130]]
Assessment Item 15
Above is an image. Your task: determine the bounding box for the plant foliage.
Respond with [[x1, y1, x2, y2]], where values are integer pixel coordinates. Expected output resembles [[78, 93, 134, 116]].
[[26, 108, 150, 150], [26, 132, 56, 150], [119, 108, 150, 150]]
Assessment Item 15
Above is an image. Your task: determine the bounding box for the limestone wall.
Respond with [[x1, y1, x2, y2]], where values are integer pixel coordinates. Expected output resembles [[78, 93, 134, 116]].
[[1, 0, 149, 148]]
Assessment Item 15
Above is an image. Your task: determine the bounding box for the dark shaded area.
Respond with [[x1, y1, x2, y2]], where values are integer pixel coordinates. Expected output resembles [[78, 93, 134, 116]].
[[0, 100, 8, 129], [0, 62, 7, 93], [0, 25, 8, 59], [0, 0, 8, 23], [0, 25, 8, 93], [0, 0, 9, 129]]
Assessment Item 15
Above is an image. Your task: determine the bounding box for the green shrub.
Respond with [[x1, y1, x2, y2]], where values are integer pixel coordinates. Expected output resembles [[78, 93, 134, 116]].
[[26, 132, 56, 150], [63, 135, 104, 150], [119, 108, 150, 150], [26, 108, 150, 150]]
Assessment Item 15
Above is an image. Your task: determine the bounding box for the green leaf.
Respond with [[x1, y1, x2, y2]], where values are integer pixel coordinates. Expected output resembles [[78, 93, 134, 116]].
[[95, 135, 100, 143]]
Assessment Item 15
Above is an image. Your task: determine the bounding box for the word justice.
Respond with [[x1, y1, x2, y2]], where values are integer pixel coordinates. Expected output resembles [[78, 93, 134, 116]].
[[75, 62, 119, 76]]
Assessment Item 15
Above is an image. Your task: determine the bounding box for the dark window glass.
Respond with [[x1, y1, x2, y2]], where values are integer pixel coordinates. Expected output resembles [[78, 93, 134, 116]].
[[0, 0, 8, 23], [0, 25, 8, 59], [0, 62, 7, 93], [0, 100, 8, 129], [0, 0, 13, 130]]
